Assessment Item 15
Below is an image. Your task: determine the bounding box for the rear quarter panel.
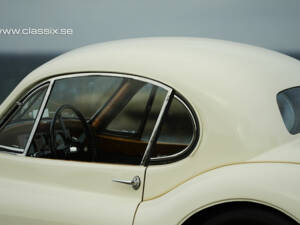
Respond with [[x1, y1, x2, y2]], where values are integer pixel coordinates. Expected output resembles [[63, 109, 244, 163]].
[[134, 162, 300, 225]]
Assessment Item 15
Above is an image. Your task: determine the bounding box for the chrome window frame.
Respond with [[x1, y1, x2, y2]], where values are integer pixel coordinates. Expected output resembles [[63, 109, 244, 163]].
[[22, 72, 172, 160], [0, 72, 199, 166], [149, 95, 198, 163], [140, 89, 173, 165], [0, 82, 51, 154], [22, 81, 54, 155]]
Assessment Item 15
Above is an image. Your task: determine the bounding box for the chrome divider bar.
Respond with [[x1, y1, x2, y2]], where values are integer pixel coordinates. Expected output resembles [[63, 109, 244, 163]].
[[140, 88, 173, 166], [150, 95, 198, 162], [23, 80, 54, 156]]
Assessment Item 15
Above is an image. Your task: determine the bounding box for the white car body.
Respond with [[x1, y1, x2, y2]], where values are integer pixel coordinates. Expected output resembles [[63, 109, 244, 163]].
[[0, 37, 300, 225]]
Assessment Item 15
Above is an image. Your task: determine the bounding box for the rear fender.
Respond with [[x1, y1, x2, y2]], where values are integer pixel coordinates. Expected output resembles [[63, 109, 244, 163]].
[[134, 162, 300, 225]]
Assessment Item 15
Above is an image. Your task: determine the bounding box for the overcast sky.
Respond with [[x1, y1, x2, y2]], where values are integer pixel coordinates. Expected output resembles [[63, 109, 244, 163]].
[[0, 0, 299, 53]]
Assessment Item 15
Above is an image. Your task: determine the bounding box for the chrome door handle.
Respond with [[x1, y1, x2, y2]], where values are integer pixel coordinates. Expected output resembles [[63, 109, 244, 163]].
[[112, 176, 141, 190]]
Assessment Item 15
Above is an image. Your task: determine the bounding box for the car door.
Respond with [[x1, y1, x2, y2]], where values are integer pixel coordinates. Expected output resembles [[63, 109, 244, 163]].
[[0, 152, 145, 225], [0, 73, 171, 225]]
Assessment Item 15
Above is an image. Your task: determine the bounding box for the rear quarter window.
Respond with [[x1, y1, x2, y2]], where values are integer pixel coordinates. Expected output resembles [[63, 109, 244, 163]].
[[277, 87, 300, 134]]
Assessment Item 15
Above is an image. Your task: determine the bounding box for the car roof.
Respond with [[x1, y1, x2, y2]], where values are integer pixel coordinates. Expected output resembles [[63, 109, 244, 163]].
[[5, 37, 300, 98], [2, 37, 300, 139]]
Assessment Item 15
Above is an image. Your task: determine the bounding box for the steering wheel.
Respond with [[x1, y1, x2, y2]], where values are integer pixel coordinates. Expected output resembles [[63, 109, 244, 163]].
[[49, 104, 96, 161]]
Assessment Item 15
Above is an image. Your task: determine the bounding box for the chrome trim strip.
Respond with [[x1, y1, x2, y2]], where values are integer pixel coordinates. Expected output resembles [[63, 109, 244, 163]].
[[140, 89, 173, 166], [150, 95, 198, 162], [2, 72, 198, 164], [0, 145, 23, 153], [0, 72, 197, 163], [20, 73, 173, 158], [0, 82, 51, 154], [23, 80, 54, 155], [47, 72, 174, 165], [51, 72, 171, 91], [0, 82, 51, 133]]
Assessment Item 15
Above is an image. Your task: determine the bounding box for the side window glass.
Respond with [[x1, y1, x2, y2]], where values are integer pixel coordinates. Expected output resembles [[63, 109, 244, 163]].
[[43, 76, 123, 119], [28, 75, 168, 165], [0, 86, 48, 150], [277, 87, 300, 134], [141, 87, 166, 141], [151, 96, 195, 158], [106, 84, 153, 135]]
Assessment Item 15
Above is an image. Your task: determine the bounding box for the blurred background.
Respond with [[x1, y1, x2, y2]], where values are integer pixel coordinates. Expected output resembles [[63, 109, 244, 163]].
[[0, 0, 299, 103]]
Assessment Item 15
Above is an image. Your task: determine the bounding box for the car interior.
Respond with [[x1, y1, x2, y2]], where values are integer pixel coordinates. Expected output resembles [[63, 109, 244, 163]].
[[0, 75, 194, 165]]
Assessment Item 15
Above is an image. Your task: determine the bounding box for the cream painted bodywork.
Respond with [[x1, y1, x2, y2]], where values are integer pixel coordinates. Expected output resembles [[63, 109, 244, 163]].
[[135, 162, 300, 225], [1, 38, 300, 224], [0, 152, 145, 225]]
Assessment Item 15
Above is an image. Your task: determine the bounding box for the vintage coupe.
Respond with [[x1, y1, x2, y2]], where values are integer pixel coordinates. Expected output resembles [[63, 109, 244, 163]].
[[0, 37, 300, 225]]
